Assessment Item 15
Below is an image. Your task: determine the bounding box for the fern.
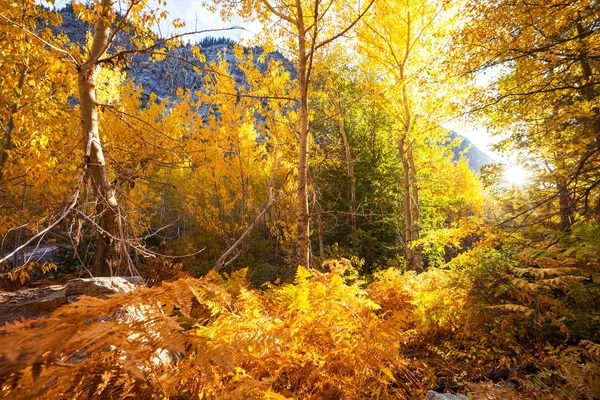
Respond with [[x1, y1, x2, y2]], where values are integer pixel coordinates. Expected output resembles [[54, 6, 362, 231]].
[[0, 265, 432, 399]]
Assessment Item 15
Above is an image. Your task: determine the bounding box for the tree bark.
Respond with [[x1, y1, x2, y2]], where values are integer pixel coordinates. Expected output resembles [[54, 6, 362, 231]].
[[397, 75, 422, 272], [558, 181, 574, 232], [296, 7, 311, 268], [78, 0, 128, 276], [394, 8, 422, 273], [337, 108, 356, 232], [407, 142, 422, 271], [317, 210, 324, 259], [398, 135, 415, 271]]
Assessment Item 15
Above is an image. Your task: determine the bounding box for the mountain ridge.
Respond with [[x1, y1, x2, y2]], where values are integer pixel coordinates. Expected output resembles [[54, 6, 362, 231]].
[[448, 131, 492, 172]]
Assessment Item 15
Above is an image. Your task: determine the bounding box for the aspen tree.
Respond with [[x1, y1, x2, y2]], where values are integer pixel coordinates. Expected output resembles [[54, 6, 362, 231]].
[[213, 0, 375, 267]]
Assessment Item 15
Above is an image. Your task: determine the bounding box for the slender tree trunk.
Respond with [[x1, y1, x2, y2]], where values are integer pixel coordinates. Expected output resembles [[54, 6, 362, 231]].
[[161, 183, 168, 224], [317, 210, 324, 259], [211, 168, 228, 242], [78, 0, 128, 276], [311, 189, 324, 259], [178, 195, 184, 239], [396, 25, 423, 272], [12, 183, 27, 267], [575, 22, 600, 149], [398, 135, 415, 270], [296, 15, 311, 268], [558, 181, 574, 232], [238, 144, 248, 221], [398, 127, 422, 272], [337, 110, 356, 232], [407, 142, 422, 271], [576, 22, 598, 115]]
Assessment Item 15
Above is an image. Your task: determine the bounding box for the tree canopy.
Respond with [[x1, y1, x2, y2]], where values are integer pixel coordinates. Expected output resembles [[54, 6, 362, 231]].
[[0, 0, 599, 398]]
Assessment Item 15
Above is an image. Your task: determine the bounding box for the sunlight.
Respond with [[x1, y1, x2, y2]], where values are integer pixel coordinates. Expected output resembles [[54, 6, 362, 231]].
[[503, 165, 530, 186]]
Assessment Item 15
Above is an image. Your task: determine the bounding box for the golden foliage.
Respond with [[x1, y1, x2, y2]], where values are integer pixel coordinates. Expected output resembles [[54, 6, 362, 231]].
[[1, 243, 599, 399], [0, 266, 435, 399]]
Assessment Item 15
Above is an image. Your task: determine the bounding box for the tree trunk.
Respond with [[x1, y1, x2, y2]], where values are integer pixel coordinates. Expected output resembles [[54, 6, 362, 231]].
[[337, 109, 356, 232], [576, 22, 598, 123], [398, 135, 413, 270], [317, 210, 324, 259], [296, 14, 311, 268], [558, 182, 574, 232], [78, 0, 128, 276], [12, 183, 27, 267], [396, 23, 423, 272], [398, 134, 423, 273], [407, 142, 423, 271]]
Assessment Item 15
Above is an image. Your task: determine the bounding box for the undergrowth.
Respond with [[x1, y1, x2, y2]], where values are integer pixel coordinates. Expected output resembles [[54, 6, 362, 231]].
[[1, 229, 599, 399]]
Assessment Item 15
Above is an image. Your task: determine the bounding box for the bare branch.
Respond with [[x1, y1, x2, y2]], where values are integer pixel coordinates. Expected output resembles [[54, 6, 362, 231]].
[[312, 0, 375, 53]]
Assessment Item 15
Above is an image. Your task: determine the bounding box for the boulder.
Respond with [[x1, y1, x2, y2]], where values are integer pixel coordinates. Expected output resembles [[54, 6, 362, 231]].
[[0, 285, 66, 325], [122, 276, 145, 286], [425, 391, 470, 400], [65, 277, 143, 300], [0, 277, 144, 325]]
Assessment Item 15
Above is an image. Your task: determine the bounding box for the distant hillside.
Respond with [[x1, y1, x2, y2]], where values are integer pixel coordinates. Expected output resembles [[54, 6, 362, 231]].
[[448, 131, 492, 172], [54, 6, 290, 106]]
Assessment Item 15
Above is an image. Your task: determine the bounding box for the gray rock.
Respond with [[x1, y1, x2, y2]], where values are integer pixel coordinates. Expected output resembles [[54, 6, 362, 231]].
[[0, 285, 66, 325], [425, 391, 470, 400], [65, 277, 139, 299], [122, 276, 145, 286], [0, 277, 144, 325]]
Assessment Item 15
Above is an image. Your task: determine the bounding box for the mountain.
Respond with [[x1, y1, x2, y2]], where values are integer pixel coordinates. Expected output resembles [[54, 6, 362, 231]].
[[54, 6, 289, 106], [448, 131, 492, 172]]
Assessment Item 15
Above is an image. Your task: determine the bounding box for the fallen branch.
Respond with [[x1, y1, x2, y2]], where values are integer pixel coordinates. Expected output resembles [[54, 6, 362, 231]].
[[214, 155, 283, 272], [213, 197, 275, 272], [0, 173, 83, 267]]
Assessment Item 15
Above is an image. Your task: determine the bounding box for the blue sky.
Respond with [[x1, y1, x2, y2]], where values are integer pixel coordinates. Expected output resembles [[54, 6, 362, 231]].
[[45, 0, 258, 40], [152, 0, 260, 41]]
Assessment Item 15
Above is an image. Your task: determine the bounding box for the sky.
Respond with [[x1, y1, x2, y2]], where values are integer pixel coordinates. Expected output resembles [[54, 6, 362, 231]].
[[443, 67, 503, 160], [45, 0, 259, 41], [152, 0, 260, 42]]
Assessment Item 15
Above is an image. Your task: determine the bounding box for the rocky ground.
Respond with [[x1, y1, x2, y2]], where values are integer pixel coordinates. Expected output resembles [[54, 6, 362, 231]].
[[0, 277, 143, 325]]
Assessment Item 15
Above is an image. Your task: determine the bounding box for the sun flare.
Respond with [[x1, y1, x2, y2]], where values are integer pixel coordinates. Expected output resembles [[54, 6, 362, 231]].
[[503, 165, 530, 186]]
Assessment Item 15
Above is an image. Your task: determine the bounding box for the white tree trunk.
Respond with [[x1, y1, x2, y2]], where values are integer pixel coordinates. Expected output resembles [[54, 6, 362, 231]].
[[78, 0, 129, 276]]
